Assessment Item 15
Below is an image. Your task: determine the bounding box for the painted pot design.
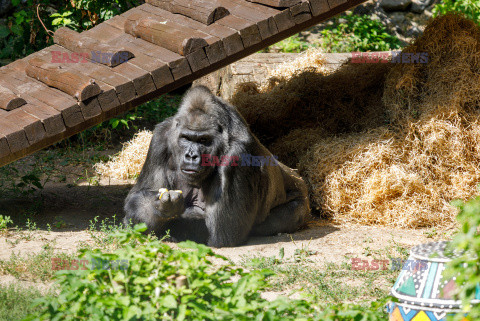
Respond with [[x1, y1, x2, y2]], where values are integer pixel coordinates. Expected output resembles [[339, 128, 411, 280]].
[[388, 241, 480, 321]]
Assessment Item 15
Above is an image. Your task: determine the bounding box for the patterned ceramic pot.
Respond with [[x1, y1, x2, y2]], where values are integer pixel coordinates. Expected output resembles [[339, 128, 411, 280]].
[[387, 241, 480, 321]]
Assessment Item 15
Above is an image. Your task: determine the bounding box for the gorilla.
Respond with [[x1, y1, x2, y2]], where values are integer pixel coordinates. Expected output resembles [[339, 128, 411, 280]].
[[124, 86, 310, 247]]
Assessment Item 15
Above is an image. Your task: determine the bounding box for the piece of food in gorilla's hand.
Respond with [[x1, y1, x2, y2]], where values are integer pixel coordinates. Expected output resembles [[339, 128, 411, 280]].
[[123, 86, 310, 247], [158, 188, 169, 200]]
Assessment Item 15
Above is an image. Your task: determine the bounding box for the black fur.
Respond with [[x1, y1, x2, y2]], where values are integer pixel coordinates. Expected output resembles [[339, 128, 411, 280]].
[[124, 86, 310, 247]]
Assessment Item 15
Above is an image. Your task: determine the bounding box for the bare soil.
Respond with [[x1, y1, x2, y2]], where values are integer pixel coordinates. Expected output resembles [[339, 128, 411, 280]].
[[0, 177, 452, 292]]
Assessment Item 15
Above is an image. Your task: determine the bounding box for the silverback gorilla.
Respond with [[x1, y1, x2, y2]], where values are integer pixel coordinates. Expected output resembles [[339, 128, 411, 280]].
[[124, 86, 310, 247]]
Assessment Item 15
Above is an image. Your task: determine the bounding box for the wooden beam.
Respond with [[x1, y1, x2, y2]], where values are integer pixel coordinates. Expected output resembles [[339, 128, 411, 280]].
[[308, 0, 330, 16], [3, 108, 47, 145], [124, 13, 211, 72], [35, 46, 121, 113], [135, 5, 227, 64], [25, 57, 101, 101], [54, 27, 134, 67], [246, 0, 301, 7], [0, 112, 30, 153], [4, 61, 84, 128], [105, 15, 192, 80], [124, 14, 209, 56], [0, 86, 26, 111], [290, 1, 312, 24], [145, 0, 230, 25]]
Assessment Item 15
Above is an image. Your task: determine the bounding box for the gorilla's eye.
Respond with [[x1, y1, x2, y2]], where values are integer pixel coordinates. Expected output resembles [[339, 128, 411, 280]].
[[198, 137, 209, 144]]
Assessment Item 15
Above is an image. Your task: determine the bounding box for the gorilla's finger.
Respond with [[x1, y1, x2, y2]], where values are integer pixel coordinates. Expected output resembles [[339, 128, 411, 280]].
[[169, 190, 183, 203], [160, 191, 171, 203]]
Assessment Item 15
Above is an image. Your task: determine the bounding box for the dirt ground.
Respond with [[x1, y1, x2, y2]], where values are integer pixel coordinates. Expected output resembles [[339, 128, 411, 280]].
[[0, 175, 453, 294]]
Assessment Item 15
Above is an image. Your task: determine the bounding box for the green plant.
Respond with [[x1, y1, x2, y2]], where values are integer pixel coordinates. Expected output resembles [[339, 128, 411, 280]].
[[0, 0, 139, 62], [0, 215, 13, 232], [24, 224, 388, 320], [0, 166, 43, 198], [320, 13, 401, 52], [276, 34, 313, 52], [0, 283, 45, 321], [444, 195, 480, 321], [108, 113, 139, 130], [433, 0, 480, 23]]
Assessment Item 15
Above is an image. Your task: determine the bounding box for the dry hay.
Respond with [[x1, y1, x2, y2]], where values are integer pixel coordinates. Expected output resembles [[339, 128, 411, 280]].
[[261, 48, 331, 90], [94, 130, 152, 179], [94, 14, 480, 229], [232, 52, 391, 145], [236, 13, 480, 228]]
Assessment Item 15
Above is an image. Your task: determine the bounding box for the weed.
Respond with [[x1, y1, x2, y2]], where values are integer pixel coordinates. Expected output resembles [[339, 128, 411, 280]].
[[0, 243, 75, 281], [445, 195, 480, 320], [0, 283, 45, 321], [320, 13, 401, 52], [433, 0, 480, 23], [424, 228, 438, 238], [0, 215, 13, 231], [23, 224, 389, 320]]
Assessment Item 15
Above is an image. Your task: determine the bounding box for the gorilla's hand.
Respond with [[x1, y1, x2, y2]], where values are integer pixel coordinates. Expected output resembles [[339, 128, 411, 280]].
[[154, 189, 185, 219]]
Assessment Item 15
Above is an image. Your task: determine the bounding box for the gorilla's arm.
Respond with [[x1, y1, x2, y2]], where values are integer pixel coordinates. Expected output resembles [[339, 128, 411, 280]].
[[124, 119, 183, 231], [205, 140, 265, 247]]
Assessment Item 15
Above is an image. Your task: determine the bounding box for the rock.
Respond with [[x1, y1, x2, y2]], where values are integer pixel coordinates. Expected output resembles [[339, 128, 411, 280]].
[[406, 25, 422, 37], [411, 0, 432, 13], [380, 0, 411, 11], [390, 12, 406, 25]]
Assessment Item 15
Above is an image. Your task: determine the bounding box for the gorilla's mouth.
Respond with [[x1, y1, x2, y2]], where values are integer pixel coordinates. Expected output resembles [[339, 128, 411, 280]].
[[181, 169, 199, 175]]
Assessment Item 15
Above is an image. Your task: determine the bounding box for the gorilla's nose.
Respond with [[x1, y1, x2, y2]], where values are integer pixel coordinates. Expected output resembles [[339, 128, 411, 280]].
[[184, 150, 200, 165]]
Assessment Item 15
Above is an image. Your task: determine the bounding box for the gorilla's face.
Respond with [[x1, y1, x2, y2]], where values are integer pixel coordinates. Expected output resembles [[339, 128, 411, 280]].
[[176, 122, 223, 185]]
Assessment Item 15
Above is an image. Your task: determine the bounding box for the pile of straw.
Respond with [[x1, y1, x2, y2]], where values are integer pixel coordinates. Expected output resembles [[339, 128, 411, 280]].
[[94, 130, 153, 180], [96, 14, 480, 228], [235, 13, 480, 228]]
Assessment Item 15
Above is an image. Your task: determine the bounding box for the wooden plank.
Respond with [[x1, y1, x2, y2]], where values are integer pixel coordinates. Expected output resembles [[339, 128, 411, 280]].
[[0, 86, 26, 111], [78, 98, 102, 120], [215, 15, 262, 48], [54, 27, 134, 67], [84, 24, 174, 89], [215, 0, 279, 40], [0, 72, 66, 136], [52, 33, 154, 100], [37, 46, 120, 113], [0, 113, 30, 153], [290, 1, 312, 24], [103, 16, 191, 80], [113, 61, 157, 96], [20, 103, 65, 137], [145, 0, 230, 25], [246, 0, 301, 7], [3, 108, 46, 144], [230, 0, 296, 33], [2, 61, 84, 128], [55, 57, 135, 105], [224, 0, 295, 34], [25, 57, 102, 101], [308, 0, 330, 15], [124, 14, 209, 56], [0, 134, 9, 158], [327, 0, 347, 9], [135, 4, 228, 64], [43, 43, 138, 105], [124, 13, 211, 72]]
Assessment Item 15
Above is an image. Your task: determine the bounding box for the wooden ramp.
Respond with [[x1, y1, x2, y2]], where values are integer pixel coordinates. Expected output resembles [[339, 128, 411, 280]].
[[0, 0, 366, 167]]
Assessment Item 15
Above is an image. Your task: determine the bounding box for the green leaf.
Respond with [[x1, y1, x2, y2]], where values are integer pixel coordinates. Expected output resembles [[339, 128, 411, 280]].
[[0, 26, 10, 38], [10, 24, 23, 36]]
